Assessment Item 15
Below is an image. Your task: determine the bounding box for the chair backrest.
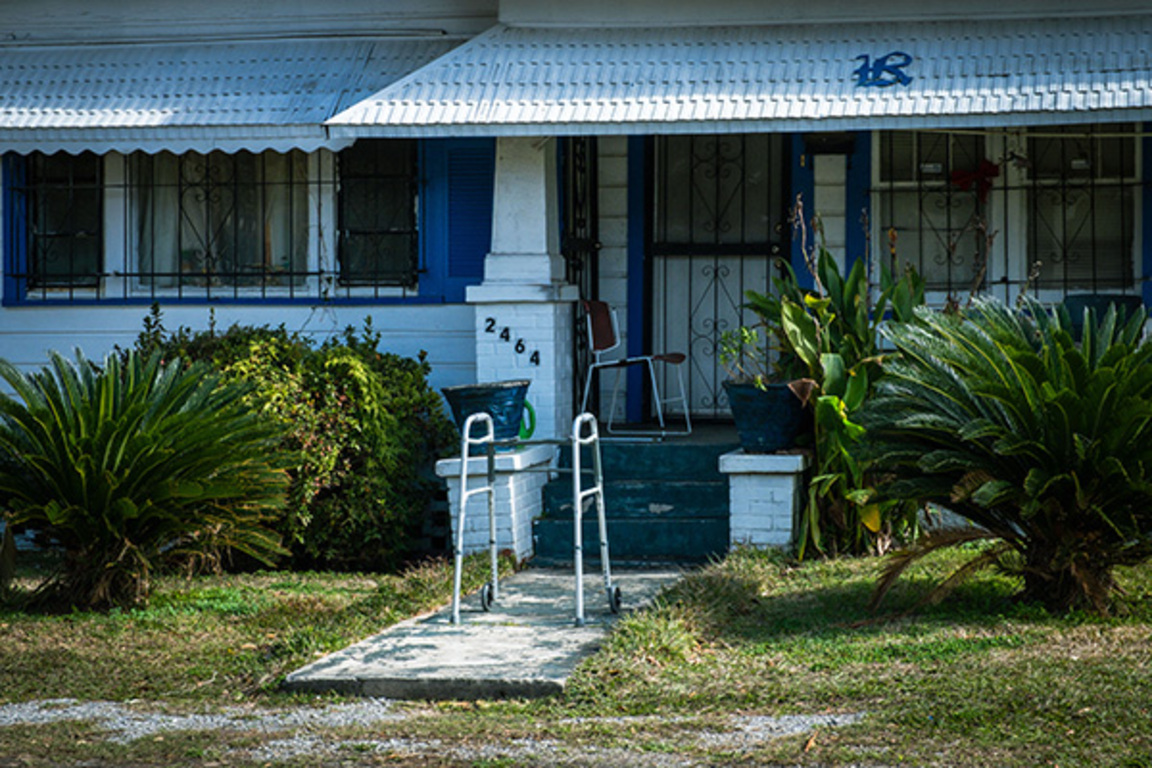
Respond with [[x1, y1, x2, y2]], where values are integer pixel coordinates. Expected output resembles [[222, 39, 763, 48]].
[[583, 300, 621, 357]]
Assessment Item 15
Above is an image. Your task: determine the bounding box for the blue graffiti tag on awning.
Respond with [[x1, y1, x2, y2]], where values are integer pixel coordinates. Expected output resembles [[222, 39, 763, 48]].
[[854, 52, 914, 87]]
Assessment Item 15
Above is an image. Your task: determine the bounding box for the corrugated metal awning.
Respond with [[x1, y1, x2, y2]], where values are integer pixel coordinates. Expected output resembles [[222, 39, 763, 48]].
[[327, 16, 1152, 137], [0, 37, 460, 155]]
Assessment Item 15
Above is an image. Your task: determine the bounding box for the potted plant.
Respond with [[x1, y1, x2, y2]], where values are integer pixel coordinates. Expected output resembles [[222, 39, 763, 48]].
[[719, 325, 815, 454], [739, 243, 926, 557]]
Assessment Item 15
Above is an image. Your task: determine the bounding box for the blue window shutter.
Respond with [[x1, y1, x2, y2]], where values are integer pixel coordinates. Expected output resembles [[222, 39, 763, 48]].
[[420, 138, 495, 302], [3, 154, 27, 304], [447, 145, 494, 279]]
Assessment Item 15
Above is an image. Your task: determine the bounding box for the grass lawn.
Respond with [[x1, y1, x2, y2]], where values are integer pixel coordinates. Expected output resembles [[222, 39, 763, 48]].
[[0, 546, 1149, 767]]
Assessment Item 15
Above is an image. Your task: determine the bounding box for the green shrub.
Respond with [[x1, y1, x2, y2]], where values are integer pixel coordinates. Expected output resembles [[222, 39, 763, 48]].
[[133, 308, 456, 570], [0, 350, 288, 609], [743, 247, 925, 558], [859, 297, 1152, 614]]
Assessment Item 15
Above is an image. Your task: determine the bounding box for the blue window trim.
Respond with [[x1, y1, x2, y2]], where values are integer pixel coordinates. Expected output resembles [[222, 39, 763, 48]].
[[789, 133, 870, 282], [789, 134, 816, 291], [1143, 124, 1152, 309], [2, 154, 27, 304], [3, 141, 495, 307], [845, 131, 872, 271]]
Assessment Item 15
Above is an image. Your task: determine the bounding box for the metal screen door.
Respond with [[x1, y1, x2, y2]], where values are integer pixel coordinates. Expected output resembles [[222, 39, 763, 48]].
[[650, 134, 790, 419]]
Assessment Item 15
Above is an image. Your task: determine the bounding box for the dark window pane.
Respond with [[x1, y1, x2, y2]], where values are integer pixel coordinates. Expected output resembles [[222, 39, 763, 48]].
[[880, 132, 915, 182], [25, 151, 102, 288], [340, 233, 416, 285], [653, 133, 787, 248], [337, 140, 418, 286]]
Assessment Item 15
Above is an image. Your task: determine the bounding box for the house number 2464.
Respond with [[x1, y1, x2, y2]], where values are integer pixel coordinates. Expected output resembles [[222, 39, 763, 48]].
[[484, 317, 541, 366]]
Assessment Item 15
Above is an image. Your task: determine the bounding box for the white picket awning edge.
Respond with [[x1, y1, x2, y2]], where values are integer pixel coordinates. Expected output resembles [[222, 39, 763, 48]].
[[328, 17, 1152, 137], [0, 37, 460, 154]]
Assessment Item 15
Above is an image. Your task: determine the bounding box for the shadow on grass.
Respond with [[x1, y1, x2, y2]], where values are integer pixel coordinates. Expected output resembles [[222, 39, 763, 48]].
[[662, 551, 1041, 651]]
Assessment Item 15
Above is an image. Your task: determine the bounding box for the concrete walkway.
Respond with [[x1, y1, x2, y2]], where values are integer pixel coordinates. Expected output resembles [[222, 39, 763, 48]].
[[283, 567, 683, 700]]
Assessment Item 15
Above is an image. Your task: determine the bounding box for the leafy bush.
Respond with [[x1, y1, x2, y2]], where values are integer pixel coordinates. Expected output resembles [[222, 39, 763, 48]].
[[743, 247, 925, 557], [0, 350, 288, 609], [134, 308, 456, 570], [860, 297, 1152, 614]]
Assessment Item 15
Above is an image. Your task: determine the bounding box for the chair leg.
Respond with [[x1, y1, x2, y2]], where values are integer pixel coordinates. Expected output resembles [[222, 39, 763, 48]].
[[589, 360, 692, 439], [646, 359, 666, 429], [674, 364, 692, 436], [581, 365, 596, 416], [606, 367, 626, 433]]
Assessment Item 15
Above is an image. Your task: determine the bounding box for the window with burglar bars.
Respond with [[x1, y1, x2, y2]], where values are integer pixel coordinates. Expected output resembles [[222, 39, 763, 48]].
[[874, 125, 1141, 302], [128, 150, 310, 292], [877, 131, 989, 295], [337, 139, 418, 287], [19, 152, 103, 289], [1027, 126, 1137, 292], [4, 140, 421, 301]]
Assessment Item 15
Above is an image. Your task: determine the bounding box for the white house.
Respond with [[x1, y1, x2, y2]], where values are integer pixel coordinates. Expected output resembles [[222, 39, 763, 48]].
[[3, 0, 1152, 439]]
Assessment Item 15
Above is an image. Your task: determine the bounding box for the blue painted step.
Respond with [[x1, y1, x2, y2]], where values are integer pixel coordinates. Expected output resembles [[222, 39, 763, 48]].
[[542, 479, 727, 519], [532, 434, 738, 565], [558, 440, 739, 481], [533, 515, 729, 565]]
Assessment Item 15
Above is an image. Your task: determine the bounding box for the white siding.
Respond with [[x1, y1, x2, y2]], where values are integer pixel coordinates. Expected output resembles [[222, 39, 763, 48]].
[[0, 302, 477, 393], [593, 136, 630, 422]]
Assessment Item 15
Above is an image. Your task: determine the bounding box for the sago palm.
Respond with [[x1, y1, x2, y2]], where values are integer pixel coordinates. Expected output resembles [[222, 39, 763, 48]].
[[0, 350, 288, 609], [859, 297, 1152, 614]]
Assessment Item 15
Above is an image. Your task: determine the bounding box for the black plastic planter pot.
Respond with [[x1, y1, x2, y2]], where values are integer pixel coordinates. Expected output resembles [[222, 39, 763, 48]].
[[441, 379, 531, 445], [722, 379, 809, 453]]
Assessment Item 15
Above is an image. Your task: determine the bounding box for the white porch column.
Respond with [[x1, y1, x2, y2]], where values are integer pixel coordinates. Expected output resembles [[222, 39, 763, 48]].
[[467, 137, 578, 440]]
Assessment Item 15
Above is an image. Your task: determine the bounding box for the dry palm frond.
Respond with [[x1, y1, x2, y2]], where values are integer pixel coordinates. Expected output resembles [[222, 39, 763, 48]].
[[869, 527, 1007, 611]]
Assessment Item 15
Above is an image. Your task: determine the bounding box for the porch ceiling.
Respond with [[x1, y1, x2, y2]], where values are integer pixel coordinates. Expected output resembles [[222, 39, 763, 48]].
[[0, 37, 461, 155], [327, 15, 1152, 137]]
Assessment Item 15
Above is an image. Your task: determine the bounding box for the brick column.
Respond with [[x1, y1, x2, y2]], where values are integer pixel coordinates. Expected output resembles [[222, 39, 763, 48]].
[[435, 445, 553, 561], [718, 451, 811, 548]]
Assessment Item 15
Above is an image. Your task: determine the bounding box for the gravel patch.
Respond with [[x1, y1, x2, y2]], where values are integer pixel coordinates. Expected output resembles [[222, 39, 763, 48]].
[[0, 698, 402, 744], [0, 699, 868, 765], [698, 713, 867, 748]]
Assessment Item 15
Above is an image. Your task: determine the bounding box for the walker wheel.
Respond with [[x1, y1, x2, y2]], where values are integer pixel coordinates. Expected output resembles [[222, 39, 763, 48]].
[[480, 582, 495, 612], [608, 585, 623, 614]]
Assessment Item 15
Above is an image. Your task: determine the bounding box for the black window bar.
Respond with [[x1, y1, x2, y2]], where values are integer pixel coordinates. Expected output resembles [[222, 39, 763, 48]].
[[876, 125, 1141, 304], [6, 142, 421, 303]]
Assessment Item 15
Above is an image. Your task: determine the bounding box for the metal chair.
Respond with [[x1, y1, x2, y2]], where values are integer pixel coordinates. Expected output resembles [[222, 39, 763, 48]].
[[580, 299, 691, 437]]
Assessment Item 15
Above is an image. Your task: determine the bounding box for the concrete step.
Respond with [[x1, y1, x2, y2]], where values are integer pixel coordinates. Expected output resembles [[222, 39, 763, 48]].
[[536, 433, 736, 564], [559, 439, 738, 482], [542, 479, 728, 520], [532, 515, 729, 566]]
